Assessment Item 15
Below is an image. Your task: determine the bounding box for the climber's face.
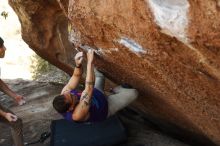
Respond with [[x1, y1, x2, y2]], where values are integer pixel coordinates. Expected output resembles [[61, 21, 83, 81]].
[[0, 44, 6, 58]]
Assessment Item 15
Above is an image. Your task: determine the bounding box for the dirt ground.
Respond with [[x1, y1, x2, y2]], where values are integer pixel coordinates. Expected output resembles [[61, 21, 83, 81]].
[[0, 79, 189, 146]]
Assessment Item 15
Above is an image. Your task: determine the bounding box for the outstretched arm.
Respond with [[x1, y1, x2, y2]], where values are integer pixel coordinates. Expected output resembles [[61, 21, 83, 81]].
[[0, 79, 25, 105], [72, 49, 95, 121], [61, 52, 84, 94]]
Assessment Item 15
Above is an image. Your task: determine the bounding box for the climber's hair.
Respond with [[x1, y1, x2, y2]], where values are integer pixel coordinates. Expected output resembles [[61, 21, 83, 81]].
[[0, 37, 4, 48], [53, 94, 71, 113]]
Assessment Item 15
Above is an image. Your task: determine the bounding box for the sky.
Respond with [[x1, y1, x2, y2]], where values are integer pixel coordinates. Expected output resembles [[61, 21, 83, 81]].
[[0, 0, 35, 80]]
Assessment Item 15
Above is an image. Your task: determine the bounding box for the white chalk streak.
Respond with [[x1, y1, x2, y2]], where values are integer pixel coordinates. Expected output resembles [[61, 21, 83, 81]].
[[147, 0, 189, 42], [118, 37, 146, 55], [79, 45, 118, 56], [68, 26, 81, 45]]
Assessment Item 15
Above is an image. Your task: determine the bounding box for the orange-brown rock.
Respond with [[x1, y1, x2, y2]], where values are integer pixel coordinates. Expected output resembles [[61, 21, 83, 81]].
[[9, 0, 220, 145], [9, 0, 74, 75]]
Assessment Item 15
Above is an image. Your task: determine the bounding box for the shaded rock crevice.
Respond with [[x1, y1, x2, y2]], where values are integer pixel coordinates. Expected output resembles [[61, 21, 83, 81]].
[[9, 0, 74, 75]]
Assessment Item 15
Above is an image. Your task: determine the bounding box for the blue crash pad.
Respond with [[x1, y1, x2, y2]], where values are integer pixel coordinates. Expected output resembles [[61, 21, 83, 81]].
[[50, 115, 127, 146]]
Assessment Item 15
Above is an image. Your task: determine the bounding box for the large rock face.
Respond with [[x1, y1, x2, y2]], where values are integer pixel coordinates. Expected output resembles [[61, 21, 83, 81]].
[[9, 0, 220, 145]]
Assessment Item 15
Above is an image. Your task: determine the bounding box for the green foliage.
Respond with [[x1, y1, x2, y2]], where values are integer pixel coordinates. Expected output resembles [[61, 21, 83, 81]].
[[30, 54, 70, 83], [1, 11, 8, 19], [30, 54, 53, 80]]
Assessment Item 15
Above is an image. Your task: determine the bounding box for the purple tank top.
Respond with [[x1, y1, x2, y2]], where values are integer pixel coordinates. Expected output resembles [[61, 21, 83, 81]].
[[62, 88, 108, 122]]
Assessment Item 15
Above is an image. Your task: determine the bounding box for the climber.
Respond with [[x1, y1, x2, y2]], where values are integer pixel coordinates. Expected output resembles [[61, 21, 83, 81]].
[[0, 37, 26, 146], [53, 49, 138, 122]]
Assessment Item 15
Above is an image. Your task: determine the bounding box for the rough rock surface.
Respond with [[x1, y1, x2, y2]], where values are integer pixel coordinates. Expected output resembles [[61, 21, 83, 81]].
[[9, 0, 220, 145], [9, 0, 73, 75], [0, 79, 189, 146]]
